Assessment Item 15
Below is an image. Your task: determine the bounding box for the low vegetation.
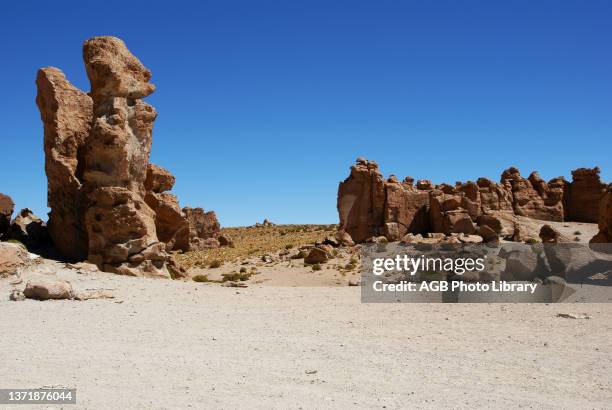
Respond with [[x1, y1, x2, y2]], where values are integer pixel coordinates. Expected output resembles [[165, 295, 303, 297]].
[[176, 224, 337, 269]]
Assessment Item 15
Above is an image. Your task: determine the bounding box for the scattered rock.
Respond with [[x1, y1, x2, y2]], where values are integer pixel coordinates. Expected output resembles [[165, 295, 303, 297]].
[[218, 234, 234, 247], [0, 242, 30, 278], [539, 224, 560, 243], [334, 230, 354, 247], [348, 279, 361, 286], [304, 247, 330, 264], [23, 279, 74, 300], [9, 289, 25, 301]]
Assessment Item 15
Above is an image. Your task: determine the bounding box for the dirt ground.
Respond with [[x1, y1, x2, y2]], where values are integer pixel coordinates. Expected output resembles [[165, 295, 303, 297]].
[[0, 221, 610, 409]]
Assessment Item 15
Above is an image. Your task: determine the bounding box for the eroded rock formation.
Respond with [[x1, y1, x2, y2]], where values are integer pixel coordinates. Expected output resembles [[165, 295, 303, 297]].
[[35, 36, 221, 276], [36, 68, 92, 260], [566, 167, 606, 223], [591, 184, 612, 246], [338, 158, 606, 243], [0, 193, 14, 239]]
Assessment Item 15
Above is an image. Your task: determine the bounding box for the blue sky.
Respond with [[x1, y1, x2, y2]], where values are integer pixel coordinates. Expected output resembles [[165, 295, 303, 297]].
[[0, 0, 610, 226]]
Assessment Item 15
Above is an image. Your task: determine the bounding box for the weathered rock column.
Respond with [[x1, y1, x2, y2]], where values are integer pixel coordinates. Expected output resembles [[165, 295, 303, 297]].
[[36, 67, 93, 260], [81, 36, 169, 277]]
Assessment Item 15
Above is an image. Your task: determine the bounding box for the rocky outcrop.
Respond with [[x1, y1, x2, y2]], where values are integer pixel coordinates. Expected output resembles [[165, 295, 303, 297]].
[[566, 167, 606, 223], [9, 209, 50, 251], [35, 36, 221, 276], [36, 68, 93, 260], [0, 242, 30, 278], [590, 184, 612, 246], [183, 207, 221, 250], [337, 158, 386, 242], [338, 158, 605, 243], [500, 167, 564, 221], [0, 193, 14, 239], [382, 177, 430, 240]]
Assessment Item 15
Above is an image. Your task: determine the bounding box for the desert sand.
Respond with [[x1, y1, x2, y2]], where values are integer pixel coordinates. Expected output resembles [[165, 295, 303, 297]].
[[1, 257, 611, 409]]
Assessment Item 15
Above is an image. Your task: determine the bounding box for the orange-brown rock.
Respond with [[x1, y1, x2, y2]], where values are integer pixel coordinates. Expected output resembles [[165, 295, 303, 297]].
[[338, 159, 605, 243], [0, 193, 14, 239], [144, 163, 176, 193], [144, 191, 189, 252], [183, 207, 221, 250], [81, 36, 168, 277], [591, 184, 612, 246], [36, 67, 93, 260], [83, 37, 155, 100], [501, 167, 564, 221], [337, 159, 386, 243], [383, 179, 430, 240], [35, 36, 221, 276], [567, 167, 606, 223]]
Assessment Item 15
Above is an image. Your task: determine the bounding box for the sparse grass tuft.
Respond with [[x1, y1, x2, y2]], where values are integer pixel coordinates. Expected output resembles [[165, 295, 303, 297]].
[[192, 274, 210, 283], [311, 263, 322, 271]]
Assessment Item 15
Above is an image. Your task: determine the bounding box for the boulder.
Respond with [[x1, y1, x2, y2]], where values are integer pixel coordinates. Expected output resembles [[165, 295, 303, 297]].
[[23, 279, 74, 300], [0, 242, 30, 278], [0, 193, 14, 239], [334, 230, 355, 247], [304, 247, 330, 264], [539, 224, 560, 244], [503, 249, 540, 281], [218, 234, 233, 247], [36, 67, 93, 260]]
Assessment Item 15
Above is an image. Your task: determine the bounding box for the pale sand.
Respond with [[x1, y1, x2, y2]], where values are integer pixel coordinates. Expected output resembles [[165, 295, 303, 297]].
[[1, 259, 611, 409]]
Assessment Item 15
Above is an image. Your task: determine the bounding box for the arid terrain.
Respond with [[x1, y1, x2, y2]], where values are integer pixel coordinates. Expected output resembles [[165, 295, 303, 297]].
[[1, 249, 612, 409]]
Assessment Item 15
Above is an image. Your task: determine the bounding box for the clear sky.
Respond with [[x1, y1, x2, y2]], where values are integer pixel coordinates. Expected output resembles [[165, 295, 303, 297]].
[[0, 0, 610, 226]]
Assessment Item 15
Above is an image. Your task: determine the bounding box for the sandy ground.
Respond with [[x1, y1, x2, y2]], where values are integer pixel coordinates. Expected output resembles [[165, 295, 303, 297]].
[[1, 257, 612, 410]]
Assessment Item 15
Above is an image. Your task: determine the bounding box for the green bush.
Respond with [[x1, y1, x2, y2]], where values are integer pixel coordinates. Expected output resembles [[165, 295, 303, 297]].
[[192, 274, 210, 283], [312, 263, 322, 271]]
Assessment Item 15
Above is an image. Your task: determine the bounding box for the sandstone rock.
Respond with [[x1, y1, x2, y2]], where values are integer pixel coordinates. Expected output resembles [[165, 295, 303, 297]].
[[0, 242, 30, 278], [305, 247, 330, 264], [476, 178, 513, 212], [144, 164, 176, 193], [144, 191, 189, 252], [383, 180, 430, 238], [35, 36, 221, 276], [36, 67, 93, 260], [477, 225, 498, 242], [83, 37, 155, 100], [183, 207, 220, 250], [567, 167, 605, 223], [337, 159, 386, 243], [590, 184, 612, 247], [218, 234, 233, 247], [501, 167, 564, 221], [9, 209, 50, 251], [0, 193, 14, 239], [23, 279, 74, 300], [539, 224, 560, 244], [9, 289, 25, 301], [458, 234, 483, 244], [334, 230, 355, 247], [504, 249, 539, 281]]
